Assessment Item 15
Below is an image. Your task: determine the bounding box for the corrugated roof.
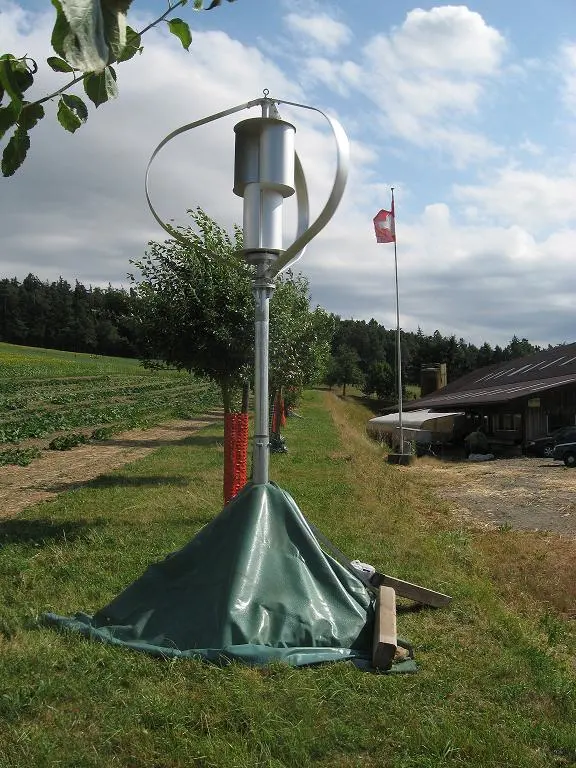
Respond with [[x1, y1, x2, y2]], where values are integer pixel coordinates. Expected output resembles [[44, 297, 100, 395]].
[[406, 342, 576, 411]]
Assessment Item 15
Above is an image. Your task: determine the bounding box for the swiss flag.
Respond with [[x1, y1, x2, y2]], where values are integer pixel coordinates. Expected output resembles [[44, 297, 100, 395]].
[[373, 204, 395, 244]]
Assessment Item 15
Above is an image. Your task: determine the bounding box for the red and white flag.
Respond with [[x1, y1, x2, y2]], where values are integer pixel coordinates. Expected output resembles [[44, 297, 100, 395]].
[[373, 196, 396, 244]]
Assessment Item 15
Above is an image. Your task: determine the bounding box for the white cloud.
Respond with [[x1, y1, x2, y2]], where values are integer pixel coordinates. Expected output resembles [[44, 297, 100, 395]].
[[299, 5, 506, 165], [387, 5, 506, 74], [283, 12, 352, 55], [454, 168, 576, 230], [300, 57, 361, 96], [518, 138, 544, 156]]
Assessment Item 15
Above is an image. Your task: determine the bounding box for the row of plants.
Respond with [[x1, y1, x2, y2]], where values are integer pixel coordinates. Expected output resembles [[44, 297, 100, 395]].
[[0, 383, 220, 445], [0, 381, 215, 424], [0, 425, 131, 465], [0, 377, 193, 413]]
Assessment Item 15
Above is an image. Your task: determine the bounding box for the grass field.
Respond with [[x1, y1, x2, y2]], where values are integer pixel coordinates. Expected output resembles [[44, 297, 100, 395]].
[[0, 389, 575, 767], [0, 343, 222, 458]]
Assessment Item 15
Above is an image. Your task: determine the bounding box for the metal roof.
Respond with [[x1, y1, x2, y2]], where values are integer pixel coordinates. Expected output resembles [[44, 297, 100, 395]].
[[406, 342, 576, 411], [369, 409, 464, 428]]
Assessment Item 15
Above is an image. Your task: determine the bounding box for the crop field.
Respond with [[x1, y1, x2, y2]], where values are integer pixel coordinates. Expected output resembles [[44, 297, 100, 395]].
[[0, 343, 221, 459]]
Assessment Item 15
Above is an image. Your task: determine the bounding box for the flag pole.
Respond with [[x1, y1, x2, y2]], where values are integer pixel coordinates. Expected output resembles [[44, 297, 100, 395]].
[[391, 187, 404, 454]]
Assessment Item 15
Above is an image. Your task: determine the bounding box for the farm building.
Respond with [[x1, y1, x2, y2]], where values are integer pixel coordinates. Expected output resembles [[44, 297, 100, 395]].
[[402, 342, 576, 447]]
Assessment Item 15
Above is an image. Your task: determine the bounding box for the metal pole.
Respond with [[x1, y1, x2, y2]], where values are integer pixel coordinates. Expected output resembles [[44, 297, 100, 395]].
[[252, 271, 275, 484], [248, 98, 283, 484], [392, 188, 404, 454]]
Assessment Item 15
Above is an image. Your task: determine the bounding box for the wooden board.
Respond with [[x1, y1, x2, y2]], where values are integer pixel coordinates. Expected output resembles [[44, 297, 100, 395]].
[[372, 585, 397, 670], [373, 573, 452, 608]]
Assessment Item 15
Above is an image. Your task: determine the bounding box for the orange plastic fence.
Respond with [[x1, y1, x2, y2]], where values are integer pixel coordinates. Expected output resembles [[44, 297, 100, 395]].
[[224, 412, 249, 504]]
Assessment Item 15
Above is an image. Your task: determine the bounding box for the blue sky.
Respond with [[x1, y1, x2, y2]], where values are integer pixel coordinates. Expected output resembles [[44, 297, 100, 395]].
[[1, 0, 576, 348]]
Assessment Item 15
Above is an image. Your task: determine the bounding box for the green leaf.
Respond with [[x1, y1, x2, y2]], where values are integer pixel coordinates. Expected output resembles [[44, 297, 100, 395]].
[[1, 126, 30, 177], [10, 60, 34, 94], [117, 26, 141, 63], [83, 67, 118, 107], [168, 19, 192, 50], [194, 0, 202, 8], [62, 93, 88, 120], [0, 59, 23, 110], [18, 102, 45, 132], [206, 0, 237, 8], [50, 0, 69, 59], [0, 103, 17, 140], [57, 94, 88, 133], [101, 0, 127, 63], [47, 56, 74, 73]]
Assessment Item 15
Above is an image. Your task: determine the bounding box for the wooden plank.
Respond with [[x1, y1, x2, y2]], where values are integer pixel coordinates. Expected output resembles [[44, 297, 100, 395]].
[[372, 586, 397, 670], [373, 573, 452, 608]]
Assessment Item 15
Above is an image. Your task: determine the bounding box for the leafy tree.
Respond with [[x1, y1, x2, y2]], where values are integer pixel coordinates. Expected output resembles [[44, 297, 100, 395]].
[[363, 360, 395, 401], [129, 207, 251, 413], [269, 272, 334, 397], [503, 335, 541, 360], [130, 209, 335, 414], [328, 345, 364, 397], [268, 272, 334, 446], [0, 0, 237, 176], [0, 273, 137, 354]]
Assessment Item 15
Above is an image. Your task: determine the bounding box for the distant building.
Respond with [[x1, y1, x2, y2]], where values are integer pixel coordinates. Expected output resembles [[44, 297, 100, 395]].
[[405, 342, 576, 445]]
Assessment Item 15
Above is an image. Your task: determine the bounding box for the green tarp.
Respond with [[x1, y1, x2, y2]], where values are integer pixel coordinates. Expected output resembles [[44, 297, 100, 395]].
[[44, 482, 381, 667]]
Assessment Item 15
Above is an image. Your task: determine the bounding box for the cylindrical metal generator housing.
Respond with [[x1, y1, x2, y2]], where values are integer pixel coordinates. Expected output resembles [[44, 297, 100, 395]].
[[233, 117, 296, 198]]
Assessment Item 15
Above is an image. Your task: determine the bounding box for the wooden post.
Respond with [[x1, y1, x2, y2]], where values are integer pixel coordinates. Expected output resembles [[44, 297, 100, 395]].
[[372, 586, 397, 670]]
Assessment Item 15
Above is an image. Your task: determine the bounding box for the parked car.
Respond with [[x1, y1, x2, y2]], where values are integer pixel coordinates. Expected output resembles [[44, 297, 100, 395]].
[[553, 438, 576, 467], [524, 427, 576, 458]]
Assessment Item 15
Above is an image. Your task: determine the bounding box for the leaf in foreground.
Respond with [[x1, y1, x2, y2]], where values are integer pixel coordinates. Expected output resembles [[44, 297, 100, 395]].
[[47, 55, 74, 73], [168, 19, 192, 50], [2, 126, 30, 176], [84, 66, 118, 107], [57, 94, 88, 132], [117, 26, 142, 63], [0, 104, 17, 140], [18, 102, 45, 132]]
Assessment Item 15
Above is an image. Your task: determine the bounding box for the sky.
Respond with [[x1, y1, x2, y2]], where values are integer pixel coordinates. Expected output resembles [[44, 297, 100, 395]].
[[1, 0, 576, 348]]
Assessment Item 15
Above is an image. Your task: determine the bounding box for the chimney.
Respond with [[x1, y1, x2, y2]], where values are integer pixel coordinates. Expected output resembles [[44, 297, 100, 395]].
[[420, 363, 447, 396]]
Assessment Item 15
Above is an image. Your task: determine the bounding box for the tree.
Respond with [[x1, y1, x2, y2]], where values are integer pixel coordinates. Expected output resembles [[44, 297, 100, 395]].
[[503, 335, 541, 361], [0, 0, 237, 176], [269, 272, 334, 397], [328, 345, 364, 397], [363, 360, 394, 401], [130, 207, 252, 413], [131, 209, 335, 414], [268, 272, 334, 449]]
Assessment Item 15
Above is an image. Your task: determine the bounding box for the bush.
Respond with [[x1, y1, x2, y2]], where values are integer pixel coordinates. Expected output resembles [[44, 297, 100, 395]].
[[0, 446, 42, 466], [48, 433, 89, 451], [90, 426, 115, 441]]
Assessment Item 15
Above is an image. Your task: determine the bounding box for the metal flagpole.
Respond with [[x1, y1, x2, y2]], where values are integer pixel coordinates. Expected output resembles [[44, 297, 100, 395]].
[[391, 188, 404, 454]]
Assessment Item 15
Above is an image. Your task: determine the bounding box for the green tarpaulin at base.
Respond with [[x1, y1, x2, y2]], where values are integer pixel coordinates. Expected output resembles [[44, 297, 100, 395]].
[[43, 482, 416, 672]]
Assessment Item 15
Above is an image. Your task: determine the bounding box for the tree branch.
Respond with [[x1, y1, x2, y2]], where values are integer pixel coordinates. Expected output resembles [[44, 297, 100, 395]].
[[27, 0, 188, 109]]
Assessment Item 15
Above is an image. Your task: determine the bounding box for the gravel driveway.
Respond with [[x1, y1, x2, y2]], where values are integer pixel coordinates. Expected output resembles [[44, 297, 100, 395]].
[[408, 455, 576, 536]]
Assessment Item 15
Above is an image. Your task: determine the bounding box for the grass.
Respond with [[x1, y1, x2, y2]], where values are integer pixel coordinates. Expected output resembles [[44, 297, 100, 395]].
[[0, 342, 147, 378], [0, 390, 575, 767]]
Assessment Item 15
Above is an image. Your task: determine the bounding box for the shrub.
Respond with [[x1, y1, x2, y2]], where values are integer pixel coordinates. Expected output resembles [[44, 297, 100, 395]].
[[48, 433, 89, 451]]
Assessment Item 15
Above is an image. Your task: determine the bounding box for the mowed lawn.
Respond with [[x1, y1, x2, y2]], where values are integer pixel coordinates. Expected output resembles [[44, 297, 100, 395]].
[[0, 389, 575, 768]]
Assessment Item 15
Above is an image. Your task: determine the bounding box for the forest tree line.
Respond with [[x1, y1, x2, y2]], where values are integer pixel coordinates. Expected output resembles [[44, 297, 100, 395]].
[[327, 321, 542, 398], [0, 273, 544, 393]]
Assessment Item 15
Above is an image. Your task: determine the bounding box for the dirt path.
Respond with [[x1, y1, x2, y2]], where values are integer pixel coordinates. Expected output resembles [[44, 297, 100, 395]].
[[0, 412, 223, 519], [408, 455, 576, 536]]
